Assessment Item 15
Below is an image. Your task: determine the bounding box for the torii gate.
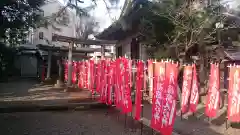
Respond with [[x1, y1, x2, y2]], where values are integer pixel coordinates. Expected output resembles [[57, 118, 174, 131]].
[[51, 34, 116, 87]]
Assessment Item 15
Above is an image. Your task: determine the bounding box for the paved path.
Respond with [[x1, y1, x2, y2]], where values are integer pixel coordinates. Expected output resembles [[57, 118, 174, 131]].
[[0, 109, 155, 135], [1, 79, 240, 135], [129, 103, 240, 135], [0, 79, 38, 97], [0, 79, 94, 102]]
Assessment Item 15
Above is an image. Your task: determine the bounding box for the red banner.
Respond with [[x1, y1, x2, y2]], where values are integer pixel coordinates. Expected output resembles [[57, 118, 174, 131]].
[[107, 61, 114, 105], [96, 62, 101, 93], [72, 61, 77, 84], [135, 60, 144, 120], [64, 60, 68, 82], [205, 63, 220, 117], [78, 61, 84, 88], [100, 59, 107, 103], [160, 62, 178, 135], [189, 64, 199, 113], [151, 61, 166, 132], [122, 58, 132, 113], [85, 61, 89, 89], [89, 60, 95, 94], [181, 65, 193, 113], [114, 58, 122, 108], [227, 66, 240, 122], [148, 59, 154, 103]]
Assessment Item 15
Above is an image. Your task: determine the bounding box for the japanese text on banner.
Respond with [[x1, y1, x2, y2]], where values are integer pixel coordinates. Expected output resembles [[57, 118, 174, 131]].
[[205, 64, 220, 117], [181, 65, 193, 113], [135, 61, 144, 120], [151, 61, 166, 132], [228, 66, 240, 122], [160, 62, 178, 135], [189, 64, 199, 113]]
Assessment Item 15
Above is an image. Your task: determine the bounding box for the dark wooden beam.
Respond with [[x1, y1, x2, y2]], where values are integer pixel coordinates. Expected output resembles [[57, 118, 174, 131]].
[[52, 34, 116, 45], [37, 44, 110, 53]]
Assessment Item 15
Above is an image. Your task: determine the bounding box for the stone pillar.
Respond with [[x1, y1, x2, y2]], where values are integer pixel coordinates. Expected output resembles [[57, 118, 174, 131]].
[[67, 42, 73, 87], [55, 57, 64, 87], [46, 50, 52, 80]]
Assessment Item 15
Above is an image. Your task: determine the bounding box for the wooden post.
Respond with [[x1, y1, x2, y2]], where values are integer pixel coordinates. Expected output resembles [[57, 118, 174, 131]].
[[55, 57, 64, 87], [148, 61, 154, 104], [46, 50, 52, 80], [67, 42, 73, 87], [101, 45, 105, 58]]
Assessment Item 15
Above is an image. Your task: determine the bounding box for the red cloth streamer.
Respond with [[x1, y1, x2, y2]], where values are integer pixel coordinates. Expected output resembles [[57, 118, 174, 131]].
[[72, 61, 77, 84], [189, 64, 199, 113], [151, 61, 166, 132], [107, 61, 114, 105], [82, 61, 86, 88], [89, 60, 95, 94], [64, 60, 68, 82], [148, 59, 154, 103], [96, 62, 101, 93], [181, 65, 193, 114], [100, 59, 107, 103], [135, 60, 144, 120], [115, 58, 124, 110], [161, 62, 178, 135], [114, 59, 120, 107], [227, 66, 240, 122], [122, 58, 132, 113], [77, 61, 83, 88], [85, 61, 89, 89], [205, 63, 220, 117]]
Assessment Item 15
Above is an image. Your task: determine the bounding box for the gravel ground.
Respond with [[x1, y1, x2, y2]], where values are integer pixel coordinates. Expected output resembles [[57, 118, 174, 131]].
[[0, 108, 158, 135], [0, 79, 38, 97]]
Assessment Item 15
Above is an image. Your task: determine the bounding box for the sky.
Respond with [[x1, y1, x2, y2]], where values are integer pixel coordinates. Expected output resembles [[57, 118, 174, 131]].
[[58, 0, 125, 32], [57, 0, 239, 33]]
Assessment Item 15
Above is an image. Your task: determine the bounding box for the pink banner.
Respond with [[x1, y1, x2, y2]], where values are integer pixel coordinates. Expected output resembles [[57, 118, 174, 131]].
[[205, 63, 220, 117], [122, 58, 132, 113], [189, 64, 199, 113], [160, 62, 178, 135], [151, 61, 166, 132], [135, 60, 144, 120], [227, 66, 240, 122], [64, 60, 68, 82], [72, 61, 77, 84], [181, 65, 193, 113]]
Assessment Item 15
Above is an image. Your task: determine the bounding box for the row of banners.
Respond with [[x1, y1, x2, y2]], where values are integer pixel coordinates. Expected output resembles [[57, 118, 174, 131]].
[[63, 58, 240, 135]]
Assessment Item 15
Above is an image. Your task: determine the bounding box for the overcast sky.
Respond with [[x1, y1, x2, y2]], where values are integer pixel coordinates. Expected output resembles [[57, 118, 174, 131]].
[[57, 0, 239, 33], [58, 0, 125, 32]]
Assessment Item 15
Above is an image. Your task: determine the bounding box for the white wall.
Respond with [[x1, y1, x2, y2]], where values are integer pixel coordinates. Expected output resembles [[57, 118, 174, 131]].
[[88, 45, 115, 57]]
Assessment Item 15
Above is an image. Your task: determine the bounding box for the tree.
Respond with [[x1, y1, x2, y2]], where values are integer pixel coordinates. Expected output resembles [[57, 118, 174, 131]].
[[139, 0, 240, 90], [40, 0, 119, 39], [0, 0, 46, 45], [0, 0, 46, 80], [75, 16, 99, 42]]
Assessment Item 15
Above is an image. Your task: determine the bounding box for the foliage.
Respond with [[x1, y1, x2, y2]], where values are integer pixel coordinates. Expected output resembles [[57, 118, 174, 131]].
[[0, 42, 16, 80], [0, 0, 46, 45], [76, 16, 99, 40], [139, 0, 240, 86], [41, 0, 119, 38], [140, 0, 240, 61]]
